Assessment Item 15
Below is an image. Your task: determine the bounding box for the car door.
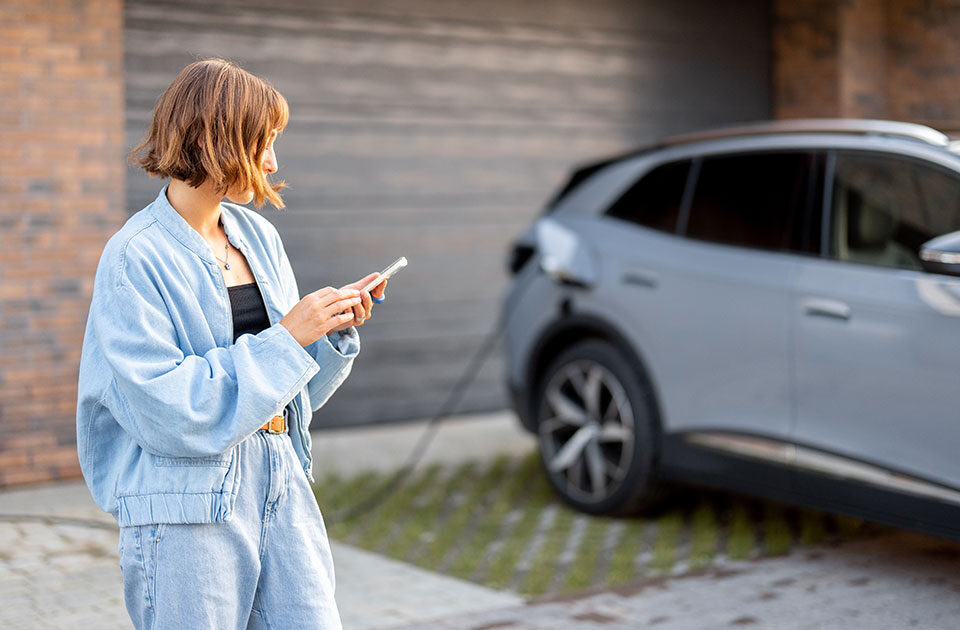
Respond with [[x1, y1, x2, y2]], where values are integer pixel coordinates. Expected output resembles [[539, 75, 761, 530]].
[[793, 149, 960, 500], [590, 150, 816, 448]]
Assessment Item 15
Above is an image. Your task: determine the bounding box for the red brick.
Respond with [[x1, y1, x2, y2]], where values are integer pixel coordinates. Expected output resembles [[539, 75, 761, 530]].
[[0, 452, 29, 468], [3, 432, 57, 451], [0, 468, 55, 487], [54, 461, 83, 479], [775, 0, 960, 127], [30, 448, 78, 467]]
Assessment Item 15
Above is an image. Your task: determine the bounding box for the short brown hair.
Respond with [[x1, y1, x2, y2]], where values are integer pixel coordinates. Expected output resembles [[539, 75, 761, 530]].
[[130, 58, 289, 209]]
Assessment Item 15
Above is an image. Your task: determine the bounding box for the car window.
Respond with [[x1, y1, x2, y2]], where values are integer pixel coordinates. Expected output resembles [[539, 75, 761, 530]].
[[829, 152, 960, 271], [684, 152, 812, 252], [605, 159, 690, 233]]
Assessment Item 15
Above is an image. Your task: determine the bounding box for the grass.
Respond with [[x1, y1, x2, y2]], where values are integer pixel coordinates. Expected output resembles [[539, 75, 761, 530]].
[[519, 504, 576, 596], [688, 498, 719, 571], [314, 451, 885, 599], [605, 517, 645, 587], [561, 514, 610, 593], [649, 508, 683, 575]]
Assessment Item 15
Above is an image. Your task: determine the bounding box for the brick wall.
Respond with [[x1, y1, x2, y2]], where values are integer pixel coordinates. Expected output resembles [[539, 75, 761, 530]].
[[774, 0, 960, 131], [0, 0, 125, 487]]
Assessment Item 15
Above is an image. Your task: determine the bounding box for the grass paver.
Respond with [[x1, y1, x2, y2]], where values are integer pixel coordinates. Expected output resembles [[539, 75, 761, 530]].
[[420, 456, 511, 571], [604, 517, 645, 588], [649, 508, 683, 575], [381, 463, 474, 562], [315, 471, 383, 539], [561, 514, 610, 593], [763, 501, 793, 557], [447, 454, 538, 581], [484, 470, 556, 590], [520, 504, 576, 597], [726, 499, 755, 561], [352, 464, 443, 552], [688, 499, 719, 571], [800, 509, 827, 545], [313, 451, 880, 600]]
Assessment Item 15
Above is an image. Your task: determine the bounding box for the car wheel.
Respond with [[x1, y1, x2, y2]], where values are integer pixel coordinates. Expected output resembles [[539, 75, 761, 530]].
[[535, 339, 663, 515]]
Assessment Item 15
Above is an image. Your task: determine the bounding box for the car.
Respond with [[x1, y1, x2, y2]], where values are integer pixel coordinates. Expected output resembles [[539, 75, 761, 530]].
[[501, 119, 960, 540]]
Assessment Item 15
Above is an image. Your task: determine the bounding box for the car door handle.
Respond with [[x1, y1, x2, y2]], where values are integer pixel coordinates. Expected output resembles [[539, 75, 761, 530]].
[[621, 270, 658, 289], [802, 298, 851, 321]]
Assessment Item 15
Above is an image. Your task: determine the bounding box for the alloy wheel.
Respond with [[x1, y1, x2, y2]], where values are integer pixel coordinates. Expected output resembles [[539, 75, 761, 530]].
[[538, 359, 635, 504]]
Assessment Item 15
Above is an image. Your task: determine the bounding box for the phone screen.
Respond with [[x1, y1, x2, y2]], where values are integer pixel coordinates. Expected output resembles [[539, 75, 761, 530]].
[[362, 257, 407, 292]]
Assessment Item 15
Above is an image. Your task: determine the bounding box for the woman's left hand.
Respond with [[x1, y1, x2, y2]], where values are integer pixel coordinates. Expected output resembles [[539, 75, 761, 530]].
[[328, 272, 387, 334]]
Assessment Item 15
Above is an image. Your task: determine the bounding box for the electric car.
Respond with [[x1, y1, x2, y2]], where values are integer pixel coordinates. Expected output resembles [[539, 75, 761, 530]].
[[502, 119, 960, 539]]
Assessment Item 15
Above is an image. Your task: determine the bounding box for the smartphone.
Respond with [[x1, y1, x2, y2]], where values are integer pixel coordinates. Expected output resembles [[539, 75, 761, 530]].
[[362, 257, 407, 293]]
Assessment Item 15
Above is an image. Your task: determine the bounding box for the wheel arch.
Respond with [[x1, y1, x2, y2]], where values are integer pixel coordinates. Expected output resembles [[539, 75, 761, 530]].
[[521, 314, 665, 439]]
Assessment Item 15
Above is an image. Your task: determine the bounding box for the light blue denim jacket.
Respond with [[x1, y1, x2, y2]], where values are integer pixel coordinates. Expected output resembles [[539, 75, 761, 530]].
[[77, 186, 359, 527]]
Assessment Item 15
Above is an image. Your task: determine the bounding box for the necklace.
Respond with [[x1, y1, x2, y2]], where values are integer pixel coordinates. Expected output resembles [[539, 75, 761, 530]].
[[213, 241, 231, 270]]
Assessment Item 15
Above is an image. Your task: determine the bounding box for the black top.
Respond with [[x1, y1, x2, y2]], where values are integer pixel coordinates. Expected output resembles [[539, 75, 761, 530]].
[[228, 283, 270, 342]]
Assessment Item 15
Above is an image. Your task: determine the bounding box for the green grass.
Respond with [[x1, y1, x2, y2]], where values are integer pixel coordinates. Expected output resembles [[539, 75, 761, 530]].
[[649, 509, 683, 575], [447, 454, 539, 581], [314, 452, 877, 599], [351, 464, 443, 551], [519, 504, 576, 597], [605, 518, 645, 587], [484, 465, 555, 590], [688, 499, 719, 571], [561, 515, 610, 593], [800, 509, 827, 545], [726, 499, 756, 561], [418, 456, 511, 571], [315, 471, 383, 540], [383, 462, 477, 562], [763, 501, 793, 556]]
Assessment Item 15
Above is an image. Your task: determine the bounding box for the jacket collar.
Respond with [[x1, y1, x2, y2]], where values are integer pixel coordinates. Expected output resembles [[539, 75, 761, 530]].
[[147, 184, 248, 263]]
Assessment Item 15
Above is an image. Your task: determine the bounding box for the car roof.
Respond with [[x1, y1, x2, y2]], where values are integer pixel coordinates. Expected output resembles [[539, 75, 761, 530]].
[[545, 119, 960, 211], [661, 118, 953, 149]]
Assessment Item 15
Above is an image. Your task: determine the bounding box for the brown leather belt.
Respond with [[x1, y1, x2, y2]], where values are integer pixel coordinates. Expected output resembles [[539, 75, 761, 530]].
[[259, 415, 286, 433]]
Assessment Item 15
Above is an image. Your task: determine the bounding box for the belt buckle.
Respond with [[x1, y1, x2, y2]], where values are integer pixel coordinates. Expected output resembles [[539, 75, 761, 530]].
[[264, 414, 285, 434]]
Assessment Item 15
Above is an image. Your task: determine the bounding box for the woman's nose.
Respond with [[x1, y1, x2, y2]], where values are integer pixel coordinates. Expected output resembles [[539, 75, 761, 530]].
[[263, 149, 278, 174]]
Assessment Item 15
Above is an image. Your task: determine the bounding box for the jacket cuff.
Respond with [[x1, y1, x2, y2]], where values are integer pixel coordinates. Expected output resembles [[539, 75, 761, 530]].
[[255, 323, 321, 415], [304, 328, 359, 409]]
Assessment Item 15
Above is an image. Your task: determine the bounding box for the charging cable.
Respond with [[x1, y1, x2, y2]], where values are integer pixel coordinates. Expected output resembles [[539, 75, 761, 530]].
[[328, 314, 506, 523]]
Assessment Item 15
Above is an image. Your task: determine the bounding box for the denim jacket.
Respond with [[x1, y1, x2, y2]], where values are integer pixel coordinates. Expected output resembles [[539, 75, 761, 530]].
[[77, 186, 359, 527]]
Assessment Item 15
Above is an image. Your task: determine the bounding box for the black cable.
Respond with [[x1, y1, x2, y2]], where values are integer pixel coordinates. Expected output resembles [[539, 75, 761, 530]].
[[328, 317, 505, 523]]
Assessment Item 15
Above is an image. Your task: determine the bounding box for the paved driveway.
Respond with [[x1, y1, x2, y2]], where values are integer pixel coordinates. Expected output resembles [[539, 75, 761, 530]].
[[399, 532, 960, 629]]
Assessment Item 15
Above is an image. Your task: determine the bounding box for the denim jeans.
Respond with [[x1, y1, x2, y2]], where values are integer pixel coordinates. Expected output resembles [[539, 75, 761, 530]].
[[117, 429, 342, 629]]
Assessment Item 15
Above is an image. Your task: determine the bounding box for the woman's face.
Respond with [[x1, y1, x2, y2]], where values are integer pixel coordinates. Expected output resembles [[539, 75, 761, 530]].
[[224, 129, 279, 204]]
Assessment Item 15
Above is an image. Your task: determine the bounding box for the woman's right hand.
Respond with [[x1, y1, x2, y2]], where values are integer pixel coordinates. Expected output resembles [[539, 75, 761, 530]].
[[279, 287, 363, 347]]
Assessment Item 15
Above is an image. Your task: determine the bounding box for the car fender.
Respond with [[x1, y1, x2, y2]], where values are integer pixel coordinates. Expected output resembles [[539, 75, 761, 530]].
[[521, 313, 665, 443]]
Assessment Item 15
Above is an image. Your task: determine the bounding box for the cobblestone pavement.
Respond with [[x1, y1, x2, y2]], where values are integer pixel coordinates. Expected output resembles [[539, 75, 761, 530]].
[[395, 533, 960, 629]]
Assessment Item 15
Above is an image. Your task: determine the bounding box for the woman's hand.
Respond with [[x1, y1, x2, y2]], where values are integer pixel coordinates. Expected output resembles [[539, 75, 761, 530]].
[[326, 272, 388, 334], [279, 287, 363, 347]]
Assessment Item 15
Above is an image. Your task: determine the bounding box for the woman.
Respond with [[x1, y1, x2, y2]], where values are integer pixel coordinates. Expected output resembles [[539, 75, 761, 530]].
[[76, 58, 383, 628]]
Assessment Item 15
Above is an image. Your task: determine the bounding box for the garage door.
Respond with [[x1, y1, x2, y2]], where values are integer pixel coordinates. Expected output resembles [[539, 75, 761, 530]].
[[125, 0, 771, 427]]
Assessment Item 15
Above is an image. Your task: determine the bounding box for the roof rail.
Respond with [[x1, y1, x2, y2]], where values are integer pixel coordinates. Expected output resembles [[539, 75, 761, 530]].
[[662, 118, 950, 148]]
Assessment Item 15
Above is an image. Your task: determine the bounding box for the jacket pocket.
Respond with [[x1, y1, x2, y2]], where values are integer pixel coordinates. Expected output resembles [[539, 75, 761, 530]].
[[154, 454, 232, 467]]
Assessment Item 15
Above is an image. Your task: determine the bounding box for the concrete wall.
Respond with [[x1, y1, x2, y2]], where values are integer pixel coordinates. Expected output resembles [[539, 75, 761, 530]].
[[124, 0, 773, 428]]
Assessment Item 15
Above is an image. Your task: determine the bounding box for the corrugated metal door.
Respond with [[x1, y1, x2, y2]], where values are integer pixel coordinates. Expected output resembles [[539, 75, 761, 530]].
[[125, 0, 771, 427]]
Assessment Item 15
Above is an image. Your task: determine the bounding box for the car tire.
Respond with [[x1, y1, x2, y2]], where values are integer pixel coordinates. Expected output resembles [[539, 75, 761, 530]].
[[534, 339, 664, 515]]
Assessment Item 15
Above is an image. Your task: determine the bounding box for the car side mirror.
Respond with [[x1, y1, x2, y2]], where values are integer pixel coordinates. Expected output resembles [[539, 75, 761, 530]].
[[920, 230, 960, 277]]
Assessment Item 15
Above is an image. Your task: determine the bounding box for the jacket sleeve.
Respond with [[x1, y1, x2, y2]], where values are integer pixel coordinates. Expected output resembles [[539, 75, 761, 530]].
[[274, 230, 360, 411], [94, 263, 322, 459]]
